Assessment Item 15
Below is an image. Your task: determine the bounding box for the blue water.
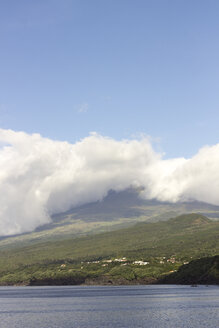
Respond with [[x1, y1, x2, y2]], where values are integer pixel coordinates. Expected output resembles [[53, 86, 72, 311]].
[[0, 285, 218, 328]]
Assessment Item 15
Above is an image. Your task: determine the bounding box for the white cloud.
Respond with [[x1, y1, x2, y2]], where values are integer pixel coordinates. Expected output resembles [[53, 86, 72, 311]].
[[0, 128, 219, 236], [77, 102, 89, 113]]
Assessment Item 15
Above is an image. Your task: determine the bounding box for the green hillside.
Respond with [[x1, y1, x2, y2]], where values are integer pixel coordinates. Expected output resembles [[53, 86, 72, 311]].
[[0, 213, 218, 285], [161, 255, 219, 284]]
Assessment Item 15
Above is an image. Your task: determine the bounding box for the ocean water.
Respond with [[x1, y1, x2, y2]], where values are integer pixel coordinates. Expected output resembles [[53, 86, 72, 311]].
[[0, 285, 218, 328]]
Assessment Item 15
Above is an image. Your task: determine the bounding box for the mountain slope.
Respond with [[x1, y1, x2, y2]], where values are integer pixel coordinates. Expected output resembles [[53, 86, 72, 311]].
[[1, 188, 219, 249], [0, 213, 218, 285], [161, 255, 219, 284]]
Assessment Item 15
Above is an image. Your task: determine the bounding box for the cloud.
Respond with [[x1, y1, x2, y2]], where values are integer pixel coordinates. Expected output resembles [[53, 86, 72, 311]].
[[0, 128, 219, 236], [77, 102, 89, 113]]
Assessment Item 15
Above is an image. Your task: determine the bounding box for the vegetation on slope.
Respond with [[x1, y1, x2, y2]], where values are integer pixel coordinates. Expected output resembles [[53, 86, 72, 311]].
[[160, 255, 219, 284], [0, 213, 218, 285]]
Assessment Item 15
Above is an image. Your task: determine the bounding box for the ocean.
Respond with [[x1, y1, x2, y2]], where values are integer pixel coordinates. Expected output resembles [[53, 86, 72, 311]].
[[0, 285, 218, 327]]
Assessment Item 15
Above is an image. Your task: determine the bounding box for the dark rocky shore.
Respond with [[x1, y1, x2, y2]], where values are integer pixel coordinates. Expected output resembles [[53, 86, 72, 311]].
[[27, 275, 157, 286]]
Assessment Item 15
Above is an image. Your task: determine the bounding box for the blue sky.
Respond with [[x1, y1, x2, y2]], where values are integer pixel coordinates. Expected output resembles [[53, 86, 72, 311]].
[[0, 0, 219, 158]]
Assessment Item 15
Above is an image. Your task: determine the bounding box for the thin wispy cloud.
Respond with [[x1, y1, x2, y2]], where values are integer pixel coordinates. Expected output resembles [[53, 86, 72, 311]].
[[77, 102, 89, 113]]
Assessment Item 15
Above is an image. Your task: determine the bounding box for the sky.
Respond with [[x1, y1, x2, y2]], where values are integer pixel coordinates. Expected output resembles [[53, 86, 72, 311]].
[[0, 0, 219, 158], [1, 1, 219, 236]]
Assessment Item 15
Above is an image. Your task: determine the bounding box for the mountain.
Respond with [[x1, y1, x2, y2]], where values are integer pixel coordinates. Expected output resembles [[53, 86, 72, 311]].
[[46, 188, 219, 225], [1, 188, 219, 249], [0, 213, 218, 285]]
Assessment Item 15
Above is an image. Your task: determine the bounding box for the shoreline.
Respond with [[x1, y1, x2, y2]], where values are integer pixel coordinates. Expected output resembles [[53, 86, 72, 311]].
[[1, 280, 218, 287]]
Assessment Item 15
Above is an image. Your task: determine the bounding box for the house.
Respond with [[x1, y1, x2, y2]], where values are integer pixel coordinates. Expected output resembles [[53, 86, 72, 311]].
[[133, 261, 149, 266]]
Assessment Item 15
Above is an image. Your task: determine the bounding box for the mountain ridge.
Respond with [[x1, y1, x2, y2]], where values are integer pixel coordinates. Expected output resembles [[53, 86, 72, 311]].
[[1, 188, 219, 249]]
